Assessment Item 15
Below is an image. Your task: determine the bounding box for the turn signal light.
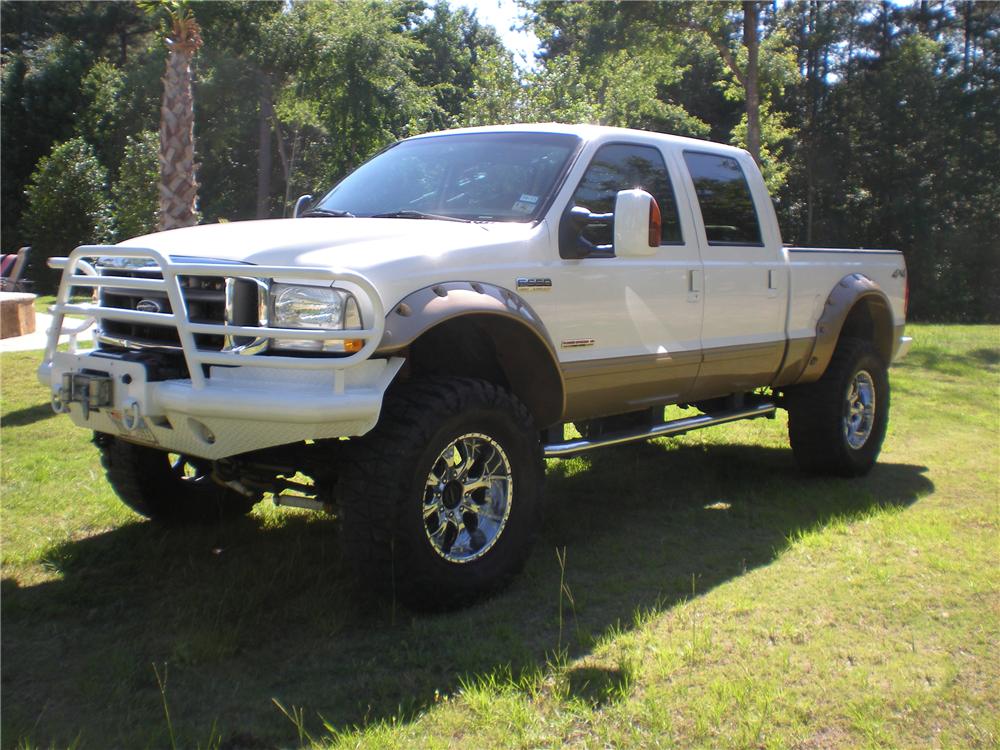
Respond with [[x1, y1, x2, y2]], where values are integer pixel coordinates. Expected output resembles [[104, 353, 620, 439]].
[[648, 197, 661, 247]]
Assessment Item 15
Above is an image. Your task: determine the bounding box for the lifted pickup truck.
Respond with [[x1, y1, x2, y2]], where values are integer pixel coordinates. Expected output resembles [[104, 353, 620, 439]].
[[40, 124, 911, 607]]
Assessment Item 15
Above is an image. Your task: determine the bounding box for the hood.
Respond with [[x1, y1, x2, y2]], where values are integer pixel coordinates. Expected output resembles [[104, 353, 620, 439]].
[[118, 217, 534, 273]]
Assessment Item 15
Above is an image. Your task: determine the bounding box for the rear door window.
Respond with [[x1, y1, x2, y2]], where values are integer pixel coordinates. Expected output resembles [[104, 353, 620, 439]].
[[571, 143, 683, 246], [683, 151, 762, 246]]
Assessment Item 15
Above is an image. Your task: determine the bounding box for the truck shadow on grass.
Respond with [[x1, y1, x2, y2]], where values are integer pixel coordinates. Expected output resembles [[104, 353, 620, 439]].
[[0, 401, 59, 428], [895, 343, 1000, 376], [1, 443, 933, 749]]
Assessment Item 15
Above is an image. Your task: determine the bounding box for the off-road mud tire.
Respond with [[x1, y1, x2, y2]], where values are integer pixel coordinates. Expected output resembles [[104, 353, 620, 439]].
[[785, 337, 890, 477], [336, 377, 544, 610]]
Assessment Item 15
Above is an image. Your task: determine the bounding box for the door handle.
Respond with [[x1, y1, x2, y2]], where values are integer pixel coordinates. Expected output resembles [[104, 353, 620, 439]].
[[687, 269, 701, 302], [767, 269, 779, 298]]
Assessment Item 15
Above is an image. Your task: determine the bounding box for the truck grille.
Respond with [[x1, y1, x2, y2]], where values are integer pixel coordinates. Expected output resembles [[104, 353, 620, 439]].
[[97, 268, 250, 352]]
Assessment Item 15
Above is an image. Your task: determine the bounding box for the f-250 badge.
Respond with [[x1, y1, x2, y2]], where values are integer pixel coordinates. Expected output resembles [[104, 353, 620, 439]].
[[516, 277, 552, 291]]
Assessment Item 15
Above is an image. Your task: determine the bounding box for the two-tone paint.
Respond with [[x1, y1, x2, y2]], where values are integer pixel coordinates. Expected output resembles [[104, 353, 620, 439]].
[[42, 124, 910, 459]]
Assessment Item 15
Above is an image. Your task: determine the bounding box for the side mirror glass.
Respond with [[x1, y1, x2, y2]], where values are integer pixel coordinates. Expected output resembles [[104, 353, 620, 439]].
[[292, 194, 313, 218], [558, 205, 614, 259], [613, 189, 660, 257]]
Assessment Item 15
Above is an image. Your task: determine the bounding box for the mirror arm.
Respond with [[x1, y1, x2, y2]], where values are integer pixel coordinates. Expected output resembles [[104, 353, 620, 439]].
[[292, 194, 314, 218]]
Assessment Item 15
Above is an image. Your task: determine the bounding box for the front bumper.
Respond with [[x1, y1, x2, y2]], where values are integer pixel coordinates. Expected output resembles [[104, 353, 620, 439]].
[[40, 352, 403, 459], [39, 245, 397, 459]]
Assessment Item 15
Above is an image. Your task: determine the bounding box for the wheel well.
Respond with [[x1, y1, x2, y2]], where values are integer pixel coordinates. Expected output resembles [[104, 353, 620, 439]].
[[840, 295, 894, 364], [787, 276, 896, 386], [403, 314, 564, 428]]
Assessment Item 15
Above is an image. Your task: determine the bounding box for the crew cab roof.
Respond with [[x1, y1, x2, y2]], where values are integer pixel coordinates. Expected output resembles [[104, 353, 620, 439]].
[[405, 122, 748, 158]]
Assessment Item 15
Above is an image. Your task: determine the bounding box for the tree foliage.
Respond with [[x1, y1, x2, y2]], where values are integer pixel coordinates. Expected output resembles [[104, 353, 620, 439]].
[[111, 131, 159, 240], [777, 0, 1000, 321], [21, 137, 114, 290]]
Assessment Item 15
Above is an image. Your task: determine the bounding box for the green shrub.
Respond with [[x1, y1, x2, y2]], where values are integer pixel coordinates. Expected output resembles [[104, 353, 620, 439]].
[[21, 137, 114, 292], [111, 131, 159, 240]]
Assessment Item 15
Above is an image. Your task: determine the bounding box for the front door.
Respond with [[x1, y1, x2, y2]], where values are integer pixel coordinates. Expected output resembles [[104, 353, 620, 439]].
[[538, 141, 705, 421]]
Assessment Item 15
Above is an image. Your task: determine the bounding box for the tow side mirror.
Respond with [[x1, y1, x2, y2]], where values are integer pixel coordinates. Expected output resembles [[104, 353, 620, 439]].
[[613, 189, 660, 257], [292, 194, 313, 218]]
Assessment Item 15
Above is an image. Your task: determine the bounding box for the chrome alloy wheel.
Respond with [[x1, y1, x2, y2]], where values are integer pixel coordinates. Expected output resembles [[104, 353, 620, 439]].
[[843, 370, 877, 449], [423, 433, 513, 563]]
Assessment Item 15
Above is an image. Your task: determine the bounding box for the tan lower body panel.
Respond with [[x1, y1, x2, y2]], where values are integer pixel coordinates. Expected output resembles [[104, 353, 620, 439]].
[[562, 350, 700, 422], [772, 337, 815, 388], [561, 338, 811, 422], [683, 341, 786, 402]]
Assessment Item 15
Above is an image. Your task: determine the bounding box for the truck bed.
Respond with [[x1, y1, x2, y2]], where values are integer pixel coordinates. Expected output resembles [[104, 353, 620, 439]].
[[785, 247, 907, 346]]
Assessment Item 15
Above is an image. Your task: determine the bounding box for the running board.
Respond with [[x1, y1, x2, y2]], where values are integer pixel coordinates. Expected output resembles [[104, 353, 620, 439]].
[[542, 402, 777, 458]]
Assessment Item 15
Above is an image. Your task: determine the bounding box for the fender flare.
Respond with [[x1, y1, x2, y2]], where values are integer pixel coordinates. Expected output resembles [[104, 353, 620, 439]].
[[377, 281, 566, 427], [795, 273, 895, 384]]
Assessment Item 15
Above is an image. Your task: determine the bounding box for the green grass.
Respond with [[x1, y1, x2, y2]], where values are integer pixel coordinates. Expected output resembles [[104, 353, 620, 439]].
[[2, 324, 997, 749], [33, 294, 56, 315]]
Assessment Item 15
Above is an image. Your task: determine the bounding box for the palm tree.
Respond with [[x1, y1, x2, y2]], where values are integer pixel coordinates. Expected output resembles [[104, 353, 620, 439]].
[[154, 3, 202, 230]]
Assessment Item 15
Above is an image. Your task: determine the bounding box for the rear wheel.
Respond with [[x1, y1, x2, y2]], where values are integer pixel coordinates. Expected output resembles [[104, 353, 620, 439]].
[[785, 337, 890, 476], [336, 377, 544, 609], [96, 435, 257, 522]]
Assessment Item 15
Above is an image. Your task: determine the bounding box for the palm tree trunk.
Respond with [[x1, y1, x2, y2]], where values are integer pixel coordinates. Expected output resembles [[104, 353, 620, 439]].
[[158, 17, 201, 231]]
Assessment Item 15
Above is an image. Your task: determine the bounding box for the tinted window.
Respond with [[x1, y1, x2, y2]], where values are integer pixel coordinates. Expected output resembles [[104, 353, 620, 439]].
[[315, 132, 580, 222], [683, 152, 762, 245], [571, 143, 682, 246]]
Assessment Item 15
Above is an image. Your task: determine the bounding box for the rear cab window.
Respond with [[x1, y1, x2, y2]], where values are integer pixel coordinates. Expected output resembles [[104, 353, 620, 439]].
[[682, 151, 762, 246], [571, 143, 683, 247]]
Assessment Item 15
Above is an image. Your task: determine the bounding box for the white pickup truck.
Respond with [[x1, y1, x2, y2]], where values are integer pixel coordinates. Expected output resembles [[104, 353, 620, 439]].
[[40, 124, 911, 607]]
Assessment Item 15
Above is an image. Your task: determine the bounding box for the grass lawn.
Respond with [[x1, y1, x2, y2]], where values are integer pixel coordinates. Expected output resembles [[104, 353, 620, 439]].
[[2, 324, 997, 749], [33, 295, 56, 315]]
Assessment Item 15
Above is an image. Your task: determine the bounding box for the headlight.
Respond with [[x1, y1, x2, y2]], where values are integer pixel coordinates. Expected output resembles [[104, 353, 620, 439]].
[[272, 284, 350, 329], [269, 283, 363, 353]]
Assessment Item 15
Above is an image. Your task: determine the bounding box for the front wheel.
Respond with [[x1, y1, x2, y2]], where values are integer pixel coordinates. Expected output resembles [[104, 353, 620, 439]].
[[96, 436, 258, 522], [336, 378, 544, 609], [785, 337, 890, 477]]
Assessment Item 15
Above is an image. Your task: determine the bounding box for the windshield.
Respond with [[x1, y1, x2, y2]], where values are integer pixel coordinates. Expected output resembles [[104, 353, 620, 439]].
[[313, 132, 581, 222]]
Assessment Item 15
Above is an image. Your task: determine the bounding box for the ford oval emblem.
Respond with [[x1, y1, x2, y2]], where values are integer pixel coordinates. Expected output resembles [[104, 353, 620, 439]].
[[136, 299, 163, 314]]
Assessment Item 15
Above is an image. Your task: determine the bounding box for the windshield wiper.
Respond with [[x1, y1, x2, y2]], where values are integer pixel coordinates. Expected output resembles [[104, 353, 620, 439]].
[[301, 208, 355, 218], [369, 210, 471, 223]]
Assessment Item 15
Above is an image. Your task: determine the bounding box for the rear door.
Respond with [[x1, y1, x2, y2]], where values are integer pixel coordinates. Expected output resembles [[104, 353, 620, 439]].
[[678, 149, 787, 398]]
